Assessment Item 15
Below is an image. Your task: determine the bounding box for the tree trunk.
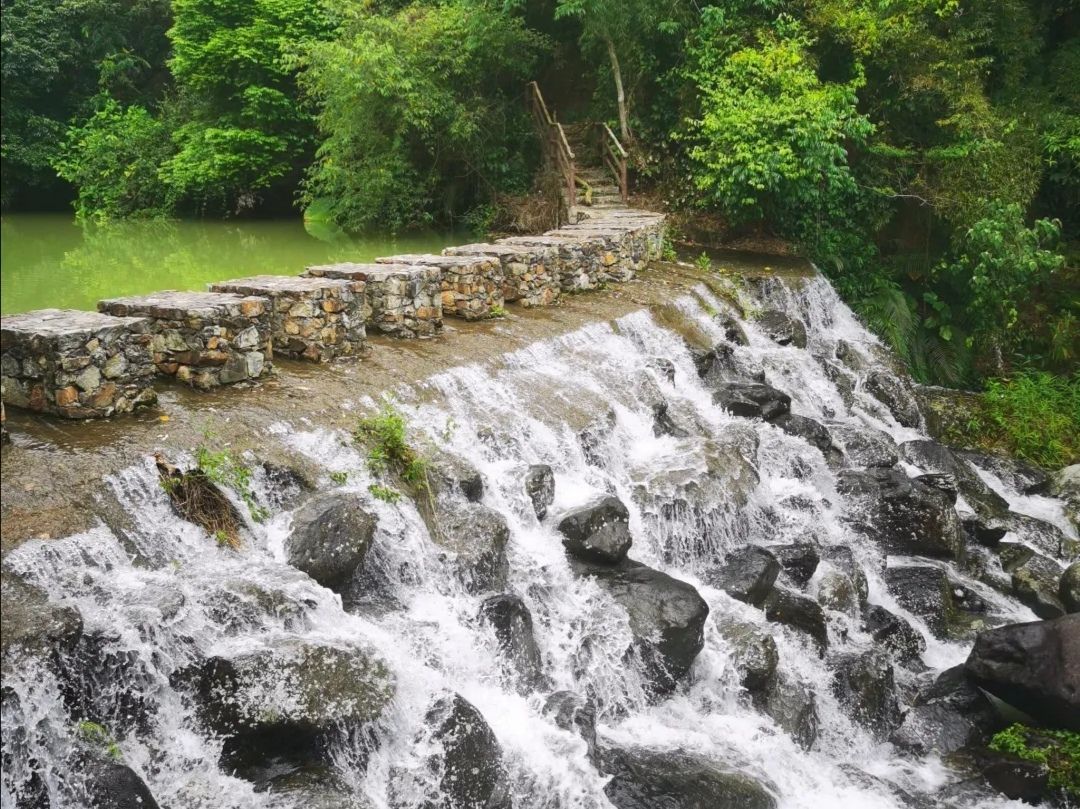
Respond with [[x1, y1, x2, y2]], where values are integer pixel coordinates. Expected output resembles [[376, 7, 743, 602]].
[[605, 35, 631, 144]]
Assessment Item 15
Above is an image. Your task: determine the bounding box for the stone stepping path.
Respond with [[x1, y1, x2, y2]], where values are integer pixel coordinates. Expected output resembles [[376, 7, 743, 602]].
[[2, 209, 664, 418]]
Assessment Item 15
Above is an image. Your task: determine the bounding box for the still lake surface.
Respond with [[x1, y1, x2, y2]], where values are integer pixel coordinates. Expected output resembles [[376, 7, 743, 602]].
[[0, 214, 465, 315]]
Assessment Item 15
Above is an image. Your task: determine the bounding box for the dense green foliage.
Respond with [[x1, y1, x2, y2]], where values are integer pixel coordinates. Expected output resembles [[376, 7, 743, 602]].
[[990, 723, 1080, 796], [299, 1, 544, 231], [2, 0, 1077, 420]]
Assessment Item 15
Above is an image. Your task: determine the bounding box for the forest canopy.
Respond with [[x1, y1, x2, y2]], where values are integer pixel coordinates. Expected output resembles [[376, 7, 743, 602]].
[[1, 0, 1077, 395]]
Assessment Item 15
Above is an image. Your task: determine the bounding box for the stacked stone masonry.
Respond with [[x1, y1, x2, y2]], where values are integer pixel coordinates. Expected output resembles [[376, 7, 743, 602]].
[[210, 275, 366, 362], [98, 291, 273, 389], [442, 243, 561, 307], [0, 309, 157, 418], [377, 254, 504, 320], [304, 263, 442, 339], [498, 235, 606, 292]]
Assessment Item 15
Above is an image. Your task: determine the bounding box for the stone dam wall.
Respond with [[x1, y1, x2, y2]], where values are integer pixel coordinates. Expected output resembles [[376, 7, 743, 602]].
[[1, 208, 665, 420]]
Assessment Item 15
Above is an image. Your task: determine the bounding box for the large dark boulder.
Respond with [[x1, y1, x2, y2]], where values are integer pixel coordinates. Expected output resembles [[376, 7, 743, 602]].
[[557, 496, 633, 565], [479, 594, 545, 694], [882, 564, 955, 638], [753, 676, 818, 750], [579, 560, 709, 695], [524, 464, 555, 520], [763, 587, 828, 654], [831, 649, 902, 738], [254, 765, 371, 809], [428, 453, 484, 502], [838, 468, 964, 559], [1062, 562, 1080, 614], [652, 402, 691, 438], [430, 500, 510, 594], [424, 694, 510, 809], [603, 747, 777, 809], [772, 414, 841, 465], [0, 571, 83, 665], [543, 691, 599, 766], [899, 440, 1009, 528], [769, 543, 820, 587], [712, 383, 791, 422], [819, 547, 869, 604], [998, 543, 1066, 619], [864, 370, 921, 428], [862, 604, 926, 665], [965, 614, 1080, 730], [828, 424, 899, 469], [716, 616, 778, 694], [706, 546, 779, 607], [1007, 512, 1078, 560], [756, 309, 807, 349], [285, 492, 377, 592], [190, 640, 393, 767]]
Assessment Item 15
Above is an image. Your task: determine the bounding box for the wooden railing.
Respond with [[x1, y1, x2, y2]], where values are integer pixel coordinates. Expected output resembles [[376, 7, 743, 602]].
[[596, 122, 628, 204], [527, 81, 577, 207]]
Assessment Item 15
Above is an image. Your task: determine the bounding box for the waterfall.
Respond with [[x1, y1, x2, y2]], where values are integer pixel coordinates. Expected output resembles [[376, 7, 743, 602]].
[[2, 271, 1072, 809]]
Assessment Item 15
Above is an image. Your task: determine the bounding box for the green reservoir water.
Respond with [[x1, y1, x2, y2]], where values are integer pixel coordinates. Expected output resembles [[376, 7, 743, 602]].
[[0, 214, 466, 315]]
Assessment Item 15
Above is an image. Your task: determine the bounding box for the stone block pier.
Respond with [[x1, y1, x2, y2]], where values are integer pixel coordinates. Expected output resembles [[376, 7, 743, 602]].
[[1, 208, 665, 418]]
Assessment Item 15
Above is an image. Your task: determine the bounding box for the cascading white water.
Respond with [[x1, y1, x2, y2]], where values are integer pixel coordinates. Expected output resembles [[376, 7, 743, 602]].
[[3, 272, 1071, 809]]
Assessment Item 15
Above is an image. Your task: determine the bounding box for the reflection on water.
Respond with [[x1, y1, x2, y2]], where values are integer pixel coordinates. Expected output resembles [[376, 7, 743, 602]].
[[0, 214, 467, 314]]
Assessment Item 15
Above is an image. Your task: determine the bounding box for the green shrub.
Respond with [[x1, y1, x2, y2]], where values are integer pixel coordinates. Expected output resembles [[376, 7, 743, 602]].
[[355, 402, 427, 487], [990, 724, 1080, 796]]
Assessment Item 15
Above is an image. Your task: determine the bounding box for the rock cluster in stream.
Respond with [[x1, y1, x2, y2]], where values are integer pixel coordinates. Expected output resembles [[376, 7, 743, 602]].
[[3, 289, 1080, 809]]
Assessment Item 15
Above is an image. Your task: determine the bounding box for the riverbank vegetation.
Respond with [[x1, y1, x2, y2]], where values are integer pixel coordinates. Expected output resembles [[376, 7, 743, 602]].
[[2, 0, 1077, 459]]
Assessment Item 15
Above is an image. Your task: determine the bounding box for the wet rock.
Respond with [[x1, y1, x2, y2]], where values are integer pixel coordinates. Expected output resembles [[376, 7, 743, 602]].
[[819, 547, 869, 604], [978, 750, 1052, 804], [914, 473, 958, 503], [882, 564, 954, 638], [712, 382, 791, 422], [771, 414, 841, 465], [960, 451, 1050, 496], [79, 751, 161, 809], [0, 571, 83, 666], [769, 543, 820, 587], [603, 746, 777, 809], [862, 605, 926, 664], [816, 569, 859, 615], [578, 559, 709, 695], [706, 546, 779, 607], [1007, 512, 1078, 561], [285, 492, 377, 593], [255, 766, 370, 809], [831, 649, 902, 738], [1062, 562, 1080, 613], [524, 464, 555, 520], [763, 587, 828, 654], [716, 616, 778, 693], [715, 313, 750, 346], [431, 500, 510, 594], [838, 468, 964, 559], [890, 666, 999, 755], [828, 424, 899, 469], [691, 342, 739, 386], [543, 691, 599, 766], [479, 594, 545, 694], [753, 675, 818, 750], [899, 440, 1009, 528], [557, 496, 633, 565], [998, 543, 1066, 619], [428, 453, 484, 503], [965, 614, 1080, 730], [647, 357, 676, 384], [756, 310, 807, 349], [424, 694, 510, 809], [1051, 464, 1080, 533], [652, 402, 690, 438], [191, 640, 393, 766], [864, 369, 921, 428], [578, 409, 617, 466]]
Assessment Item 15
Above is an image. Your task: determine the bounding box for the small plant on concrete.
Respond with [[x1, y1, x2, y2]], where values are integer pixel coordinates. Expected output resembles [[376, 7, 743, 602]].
[[489, 305, 507, 318], [368, 483, 402, 503], [329, 471, 349, 485], [694, 252, 712, 272], [661, 233, 678, 262], [77, 720, 122, 761], [355, 402, 428, 487]]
